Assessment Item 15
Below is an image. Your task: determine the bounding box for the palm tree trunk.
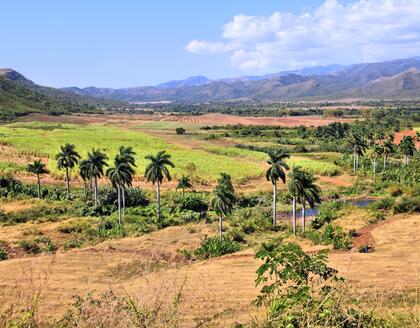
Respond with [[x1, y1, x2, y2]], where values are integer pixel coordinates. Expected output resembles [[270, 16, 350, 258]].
[[353, 152, 357, 174], [404, 155, 408, 165], [117, 185, 122, 225], [301, 203, 305, 235], [94, 175, 98, 205], [122, 187, 126, 213], [272, 181, 277, 227], [83, 180, 87, 197], [219, 216, 223, 241], [292, 197, 297, 235], [383, 155, 387, 171], [36, 174, 41, 199], [65, 167, 70, 198], [373, 158, 377, 181], [157, 181, 161, 222], [356, 153, 359, 172]]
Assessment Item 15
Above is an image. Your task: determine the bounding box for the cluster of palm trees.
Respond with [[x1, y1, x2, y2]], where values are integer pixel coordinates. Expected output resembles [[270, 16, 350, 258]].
[[265, 150, 321, 236], [350, 132, 417, 178]]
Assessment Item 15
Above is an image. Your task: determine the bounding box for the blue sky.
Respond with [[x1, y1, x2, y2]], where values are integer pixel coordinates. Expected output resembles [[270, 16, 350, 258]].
[[1, 0, 419, 88]]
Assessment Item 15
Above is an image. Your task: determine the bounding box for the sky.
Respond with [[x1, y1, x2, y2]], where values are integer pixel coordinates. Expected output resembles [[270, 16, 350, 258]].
[[1, 0, 419, 88]]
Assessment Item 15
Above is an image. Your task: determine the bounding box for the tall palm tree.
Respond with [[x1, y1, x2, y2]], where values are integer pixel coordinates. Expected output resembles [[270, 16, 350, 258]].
[[106, 162, 133, 225], [399, 136, 416, 165], [79, 159, 92, 197], [176, 175, 193, 194], [349, 134, 367, 174], [299, 172, 321, 234], [144, 151, 175, 222], [382, 139, 394, 170], [26, 160, 49, 198], [211, 173, 235, 240], [287, 166, 305, 235], [371, 144, 383, 180], [265, 150, 289, 227], [87, 149, 108, 205], [116, 146, 137, 211], [56, 144, 80, 198]]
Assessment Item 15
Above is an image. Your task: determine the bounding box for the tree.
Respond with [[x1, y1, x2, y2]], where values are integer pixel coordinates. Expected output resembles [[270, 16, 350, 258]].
[[287, 167, 306, 235], [176, 175, 193, 194], [106, 162, 133, 225], [144, 151, 175, 223], [382, 139, 394, 170], [79, 159, 92, 197], [56, 144, 80, 198], [175, 127, 186, 135], [87, 149, 108, 205], [371, 144, 383, 180], [399, 136, 416, 165], [116, 146, 137, 212], [211, 173, 235, 240], [265, 150, 289, 227], [298, 171, 321, 234], [26, 160, 49, 198], [348, 133, 367, 174]]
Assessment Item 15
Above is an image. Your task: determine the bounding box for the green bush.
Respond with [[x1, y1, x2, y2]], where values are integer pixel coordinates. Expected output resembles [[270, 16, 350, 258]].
[[311, 200, 344, 229], [0, 247, 7, 260], [387, 185, 403, 197], [194, 236, 240, 259], [228, 228, 245, 243], [393, 196, 420, 213], [18, 240, 41, 254]]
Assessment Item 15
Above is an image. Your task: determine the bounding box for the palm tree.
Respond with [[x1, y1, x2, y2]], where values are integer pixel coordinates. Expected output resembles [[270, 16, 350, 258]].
[[144, 151, 175, 222], [399, 136, 416, 165], [116, 146, 137, 211], [371, 144, 383, 180], [26, 160, 49, 198], [211, 173, 235, 240], [106, 162, 133, 225], [265, 150, 289, 227], [382, 140, 394, 170], [349, 134, 367, 174], [87, 149, 108, 205], [79, 159, 92, 197], [176, 175, 193, 194], [287, 166, 305, 235], [299, 172, 321, 234], [56, 144, 80, 198]]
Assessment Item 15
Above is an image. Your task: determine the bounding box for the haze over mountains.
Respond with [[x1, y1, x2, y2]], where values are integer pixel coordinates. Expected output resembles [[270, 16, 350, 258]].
[[62, 57, 420, 102]]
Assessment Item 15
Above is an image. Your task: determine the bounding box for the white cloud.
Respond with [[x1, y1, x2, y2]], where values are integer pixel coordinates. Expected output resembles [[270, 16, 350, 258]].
[[186, 0, 420, 72]]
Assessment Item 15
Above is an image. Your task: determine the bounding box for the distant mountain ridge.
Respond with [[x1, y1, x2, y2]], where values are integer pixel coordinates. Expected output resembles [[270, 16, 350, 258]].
[[61, 57, 420, 102]]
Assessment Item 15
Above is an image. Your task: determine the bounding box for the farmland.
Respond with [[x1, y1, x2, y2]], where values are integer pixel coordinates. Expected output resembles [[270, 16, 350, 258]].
[[0, 109, 419, 327]]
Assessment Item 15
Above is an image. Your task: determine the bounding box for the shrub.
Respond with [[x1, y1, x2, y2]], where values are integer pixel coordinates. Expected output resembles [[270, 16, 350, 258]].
[[175, 127, 186, 135], [370, 198, 395, 211], [359, 245, 375, 253], [18, 240, 41, 254], [311, 200, 343, 229], [64, 237, 83, 250], [35, 236, 57, 253], [387, 185, 403, 197], [174, 193, 208, 212], [0, 247, 7, 261], [194, 236, 240, 259], [393, 196, 420, 213], [228, 228, 245, 243]]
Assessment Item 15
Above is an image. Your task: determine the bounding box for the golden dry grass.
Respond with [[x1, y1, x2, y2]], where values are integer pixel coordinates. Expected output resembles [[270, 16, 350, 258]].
[[0, 213, 419, 326]]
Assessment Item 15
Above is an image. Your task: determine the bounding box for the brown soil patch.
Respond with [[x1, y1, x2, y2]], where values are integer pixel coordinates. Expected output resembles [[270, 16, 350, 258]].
[[393, 130, 420, 149], [21, 113, 354, 128]]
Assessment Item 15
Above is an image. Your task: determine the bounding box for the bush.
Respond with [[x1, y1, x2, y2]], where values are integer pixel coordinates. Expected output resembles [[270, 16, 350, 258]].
[[174, 193, 208, 212], [393, 196, 420, 213], [387, 185, 403, 197], [0, 247, 7, 260], [175, 127, 186, 135], [359, 245, 375, 253], [228, 228, 246, 243], [194, 236, 240, 259], [311, 200, 344, 229], [18, 240, 41, 254]]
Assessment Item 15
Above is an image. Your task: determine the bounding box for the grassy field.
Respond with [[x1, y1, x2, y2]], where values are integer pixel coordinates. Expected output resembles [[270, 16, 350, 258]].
[[0, 121, 342, 184]]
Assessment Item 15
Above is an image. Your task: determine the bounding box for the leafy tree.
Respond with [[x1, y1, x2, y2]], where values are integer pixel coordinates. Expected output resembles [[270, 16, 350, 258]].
[[144, 151, 175, 222], [298, 171, 321, 234], [176, 175, 193, 194], [371, 144, 383, 180], [266, 150, 289, 227], [175, 127, 186, 135], [115, 146, 136, 211], [86, 149, 108, 205], [79, 159, 92, 197], [382, 139, 394, 170], [348, 133, 367, 174], [211, 173, 235, 240], [106, 162, 133, 224], [26, 160, 49, 198], [56, 144, 80, 198], [287, 167, 305, 235], [399, 136, 416, 165]]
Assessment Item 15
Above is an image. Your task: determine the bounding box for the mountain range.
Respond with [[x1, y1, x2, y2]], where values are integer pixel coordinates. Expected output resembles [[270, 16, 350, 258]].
[[62, 57, 420, 102]]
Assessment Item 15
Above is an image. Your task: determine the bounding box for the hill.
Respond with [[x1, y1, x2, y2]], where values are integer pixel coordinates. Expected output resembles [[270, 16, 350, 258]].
[[62, 57, 420, 102], [0, 69, 121, 120]]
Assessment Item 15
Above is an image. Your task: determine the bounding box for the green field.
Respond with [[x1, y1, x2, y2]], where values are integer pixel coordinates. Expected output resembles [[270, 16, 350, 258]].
[[0, 121, 341, 182]]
